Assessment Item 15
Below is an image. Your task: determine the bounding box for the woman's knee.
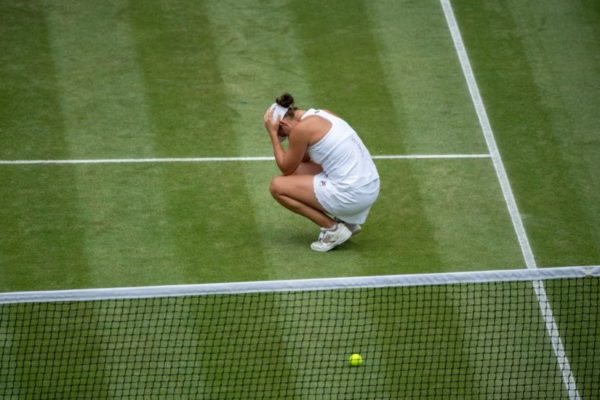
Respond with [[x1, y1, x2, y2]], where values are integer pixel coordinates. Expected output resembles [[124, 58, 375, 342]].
[[269, 176, 285, 198], [269, 175, 320, 210]]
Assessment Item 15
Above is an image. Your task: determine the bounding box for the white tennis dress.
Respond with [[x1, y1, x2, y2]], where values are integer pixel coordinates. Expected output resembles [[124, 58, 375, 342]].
[[304, 109, 380, 224]]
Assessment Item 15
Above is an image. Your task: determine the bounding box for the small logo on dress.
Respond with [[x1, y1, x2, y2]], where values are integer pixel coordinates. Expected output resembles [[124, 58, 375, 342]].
[[320, 180, 327, 186]]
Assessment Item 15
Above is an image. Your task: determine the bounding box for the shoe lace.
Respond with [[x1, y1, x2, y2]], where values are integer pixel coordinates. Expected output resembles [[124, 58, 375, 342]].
[[320, 228, 338, 244]]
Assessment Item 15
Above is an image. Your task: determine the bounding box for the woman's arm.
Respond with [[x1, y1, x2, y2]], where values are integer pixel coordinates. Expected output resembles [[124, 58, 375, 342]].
[[264, 110, 308, 176]]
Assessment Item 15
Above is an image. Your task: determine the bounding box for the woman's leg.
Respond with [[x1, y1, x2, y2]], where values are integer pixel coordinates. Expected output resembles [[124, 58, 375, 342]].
[[269, 174, 335, 228], [293, 161, 322, 176]]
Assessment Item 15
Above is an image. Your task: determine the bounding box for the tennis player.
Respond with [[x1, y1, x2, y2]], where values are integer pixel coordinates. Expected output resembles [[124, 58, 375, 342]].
[[264, 93, 380, 252]]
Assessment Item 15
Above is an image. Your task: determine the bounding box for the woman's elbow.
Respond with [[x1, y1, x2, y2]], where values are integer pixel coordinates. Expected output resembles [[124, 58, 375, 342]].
[[281, 167, 296, 176], [277, 161, 297, 176]]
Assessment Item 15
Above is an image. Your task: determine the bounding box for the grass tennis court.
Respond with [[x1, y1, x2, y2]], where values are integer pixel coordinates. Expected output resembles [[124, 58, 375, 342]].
[[2, 0, 597, 291], [1, 0, 599, 398]]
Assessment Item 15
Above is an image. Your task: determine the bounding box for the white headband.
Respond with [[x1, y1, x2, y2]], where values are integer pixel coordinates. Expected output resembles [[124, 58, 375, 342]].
[[270, 103, 289, 122]]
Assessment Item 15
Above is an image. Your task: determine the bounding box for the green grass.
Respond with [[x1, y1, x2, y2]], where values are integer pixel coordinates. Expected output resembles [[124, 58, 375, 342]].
[[1, 0, 597, 291], [0, 0, 599, 398], [0, 160, 523, 290], [452, 0, 600, 266], [0, 0, 543, 291]]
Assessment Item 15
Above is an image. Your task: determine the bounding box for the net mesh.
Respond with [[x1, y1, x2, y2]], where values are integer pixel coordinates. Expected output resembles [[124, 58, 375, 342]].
[[1, 270, 598, 399]]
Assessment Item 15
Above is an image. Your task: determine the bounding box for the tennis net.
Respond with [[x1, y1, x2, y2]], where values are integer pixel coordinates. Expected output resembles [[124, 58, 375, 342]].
[[1, 266, 598, 399]]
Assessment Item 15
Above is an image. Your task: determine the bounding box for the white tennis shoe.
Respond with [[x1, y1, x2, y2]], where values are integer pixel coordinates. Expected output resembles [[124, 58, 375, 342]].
[[345, 223, 362, 236], [310, 223, 352, 252]]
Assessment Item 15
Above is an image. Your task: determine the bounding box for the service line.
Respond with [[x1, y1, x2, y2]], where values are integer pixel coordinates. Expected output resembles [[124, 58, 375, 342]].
[[0, 154, 490, 166]]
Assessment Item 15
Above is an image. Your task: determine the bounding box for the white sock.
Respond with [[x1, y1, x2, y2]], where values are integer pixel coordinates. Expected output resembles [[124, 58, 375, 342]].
[[323, 223, 338, 231]]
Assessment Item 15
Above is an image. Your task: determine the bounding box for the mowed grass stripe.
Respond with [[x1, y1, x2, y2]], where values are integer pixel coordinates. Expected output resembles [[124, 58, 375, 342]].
[[366, 0, 486, 155], [505, 0, 600, 264], [45, 1, 184, 287], [451, 1, 600, 267], [406, 160, 524, 269], [203, 0, 316, 156], [0, 2, 89, 291], [45, 1, 155, 158], [0, 3, 69, 160], [128, 0, 271, 283]]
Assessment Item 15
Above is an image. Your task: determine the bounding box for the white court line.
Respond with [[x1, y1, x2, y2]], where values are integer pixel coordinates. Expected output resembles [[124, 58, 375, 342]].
[[0, 154, 490, 165], [0, 156, 275, 165], [373, 154, 490, 160], [440, 1, 580, 398], [441, 0, 535, 269]]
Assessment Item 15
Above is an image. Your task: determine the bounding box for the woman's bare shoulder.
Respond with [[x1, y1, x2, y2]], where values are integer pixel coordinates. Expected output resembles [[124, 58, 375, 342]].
[[298, 114, 331, 131], [293, 114, 331, 144]]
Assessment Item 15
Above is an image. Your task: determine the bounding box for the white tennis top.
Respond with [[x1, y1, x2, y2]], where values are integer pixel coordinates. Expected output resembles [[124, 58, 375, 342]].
[[304, 109, 379, 190]]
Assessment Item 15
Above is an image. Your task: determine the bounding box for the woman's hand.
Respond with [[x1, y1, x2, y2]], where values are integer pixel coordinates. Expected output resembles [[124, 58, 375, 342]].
[[263, 107, 279, 137]]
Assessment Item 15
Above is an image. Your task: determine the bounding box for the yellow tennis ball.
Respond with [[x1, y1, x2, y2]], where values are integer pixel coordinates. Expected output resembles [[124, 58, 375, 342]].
[[348, 353, 363, 366]]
